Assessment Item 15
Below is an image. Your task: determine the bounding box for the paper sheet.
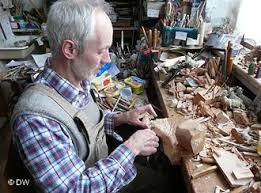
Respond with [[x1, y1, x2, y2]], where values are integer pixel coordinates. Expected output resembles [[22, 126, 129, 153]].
[[6, 60, 26, 67], [32, 53, 52, 68]]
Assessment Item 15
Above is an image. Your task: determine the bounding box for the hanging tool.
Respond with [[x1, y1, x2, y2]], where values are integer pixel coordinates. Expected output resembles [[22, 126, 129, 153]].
[[226, 41, 233, 76], [141, 26, 149, 47], [166, 0, 172, 16]]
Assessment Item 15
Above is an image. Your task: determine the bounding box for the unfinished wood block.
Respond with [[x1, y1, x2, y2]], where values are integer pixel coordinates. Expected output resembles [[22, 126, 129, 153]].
[[141, 112, 153, 129], [176, 82, 186, 92], [211, 107, 223, 117], [201, 157, 216, 164], [176, 100, 183, 110], [232, 168, 254, 180], [192, 90, 212, 105], [197, 101, 214, 117], [250, 182, 261, 192], [185, 87, 195, 93], [187, 100, 193, 112], [191, 165, 218, 179], [167, 80, 176, 96], [176, 119, 206, 155], [151, 118, 178, 163], [233, 110, 249, 126], [230, 185, 249, 193], [178, 91, 184, 99], [216, 111, 231, 124], [231, 128, 245, 144], [217, 122, 235, 136], [251, 123, 261, 130], [151, 118, 172, 140], [213, 149, 253, 187], [184, 94, 194, 100]]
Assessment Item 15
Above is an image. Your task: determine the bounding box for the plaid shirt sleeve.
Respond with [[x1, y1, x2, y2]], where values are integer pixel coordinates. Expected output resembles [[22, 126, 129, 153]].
[[104, 112, 123, 141], [13, 115, 137, 193]]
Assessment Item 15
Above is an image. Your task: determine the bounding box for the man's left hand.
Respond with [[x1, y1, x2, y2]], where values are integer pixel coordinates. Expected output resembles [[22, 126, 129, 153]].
[[114, 104, 157, 129]]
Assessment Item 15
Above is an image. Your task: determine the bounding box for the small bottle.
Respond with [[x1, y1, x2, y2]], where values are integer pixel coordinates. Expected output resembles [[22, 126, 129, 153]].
[[257, 131, 261, 155]]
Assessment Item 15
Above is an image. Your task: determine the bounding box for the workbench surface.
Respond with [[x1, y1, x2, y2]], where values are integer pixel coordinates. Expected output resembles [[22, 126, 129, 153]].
[[150, 69, 231, 193]]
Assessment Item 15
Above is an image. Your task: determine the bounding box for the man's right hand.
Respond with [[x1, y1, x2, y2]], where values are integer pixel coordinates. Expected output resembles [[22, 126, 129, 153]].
[[123, 129, 159, 156]]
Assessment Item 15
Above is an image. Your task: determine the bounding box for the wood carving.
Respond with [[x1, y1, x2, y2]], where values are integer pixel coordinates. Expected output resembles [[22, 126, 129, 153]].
[[141, 112, 153, 129], [233, 110, 250, 126], [150, 118, 180, 164], [176, 119, 206, 155], [197, 101, 214, 117]]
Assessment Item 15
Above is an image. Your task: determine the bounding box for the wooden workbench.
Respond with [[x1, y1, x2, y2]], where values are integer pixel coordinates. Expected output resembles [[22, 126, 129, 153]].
[[232, 63, 261, 107], [232, 63, 261, 97], [150, 69, 230, 193]]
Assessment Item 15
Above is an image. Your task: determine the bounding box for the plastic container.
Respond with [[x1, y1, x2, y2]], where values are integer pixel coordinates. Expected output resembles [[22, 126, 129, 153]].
[[92, 73, 112, 91], [120, 86, 132, 101], [162, 26, 173, 47], [124, 76, 145, 94], [104, 82, 125, 98]]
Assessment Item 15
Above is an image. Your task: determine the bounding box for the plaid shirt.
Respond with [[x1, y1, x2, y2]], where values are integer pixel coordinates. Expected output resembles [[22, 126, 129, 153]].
[[12, 67, 136, 193]]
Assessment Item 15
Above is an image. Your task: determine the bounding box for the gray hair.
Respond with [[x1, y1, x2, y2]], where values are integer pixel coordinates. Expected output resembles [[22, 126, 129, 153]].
[[47, 0, 112, 58]]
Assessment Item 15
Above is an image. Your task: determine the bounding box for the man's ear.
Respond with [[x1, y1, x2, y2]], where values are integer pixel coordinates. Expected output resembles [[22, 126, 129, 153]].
[[61, 40, 78, 59]]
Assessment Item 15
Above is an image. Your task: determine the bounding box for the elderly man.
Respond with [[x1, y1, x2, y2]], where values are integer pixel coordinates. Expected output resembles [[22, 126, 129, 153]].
[[10, 0, 164, 192]]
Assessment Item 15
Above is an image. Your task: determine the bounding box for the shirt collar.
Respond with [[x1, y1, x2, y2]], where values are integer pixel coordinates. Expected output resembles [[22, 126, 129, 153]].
[[35, 67, 91, 106]]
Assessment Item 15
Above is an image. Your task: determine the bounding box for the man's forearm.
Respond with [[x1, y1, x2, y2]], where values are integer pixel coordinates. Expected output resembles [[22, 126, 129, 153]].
[[112, 112, 128, 127]]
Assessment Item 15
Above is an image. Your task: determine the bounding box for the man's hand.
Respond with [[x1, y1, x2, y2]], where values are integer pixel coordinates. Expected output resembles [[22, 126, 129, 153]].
[[114, 104, 157, 128], [124, 129, 159, 156]]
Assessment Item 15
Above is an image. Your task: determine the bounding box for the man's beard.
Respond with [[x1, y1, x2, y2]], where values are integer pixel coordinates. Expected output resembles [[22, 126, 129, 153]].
[[71, 59, 96, 81]]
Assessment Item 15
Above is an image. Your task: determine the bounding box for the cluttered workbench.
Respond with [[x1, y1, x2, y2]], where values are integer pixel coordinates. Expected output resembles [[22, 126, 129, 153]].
[[0, 0, 261, 192], [150, 61, 230, 193], [148, 48, 261, 193]]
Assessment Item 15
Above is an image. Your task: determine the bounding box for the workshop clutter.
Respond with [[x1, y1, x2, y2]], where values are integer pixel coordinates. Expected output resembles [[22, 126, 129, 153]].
[[92, 73, 112, 91], [124, 76, 145, 94], [156, 0, 206, 47], [92, 75, 147, 112], [152, 50, 261, 190], [162, 26, 198, 47], [140, 26, 161, 49], [90, 54, 148, 112]]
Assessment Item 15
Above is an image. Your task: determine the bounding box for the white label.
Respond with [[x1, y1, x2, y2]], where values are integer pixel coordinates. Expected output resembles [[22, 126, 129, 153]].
[[175, 31, 187, 41], [147, 9, 159, 18]]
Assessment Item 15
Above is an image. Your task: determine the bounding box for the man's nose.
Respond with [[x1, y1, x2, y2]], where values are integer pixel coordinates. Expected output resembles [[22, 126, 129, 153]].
[[101, 49, 111, 64]]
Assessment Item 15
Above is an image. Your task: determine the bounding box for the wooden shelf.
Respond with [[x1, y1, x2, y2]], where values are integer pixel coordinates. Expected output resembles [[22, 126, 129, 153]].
[[113, 27, 138, 31]]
